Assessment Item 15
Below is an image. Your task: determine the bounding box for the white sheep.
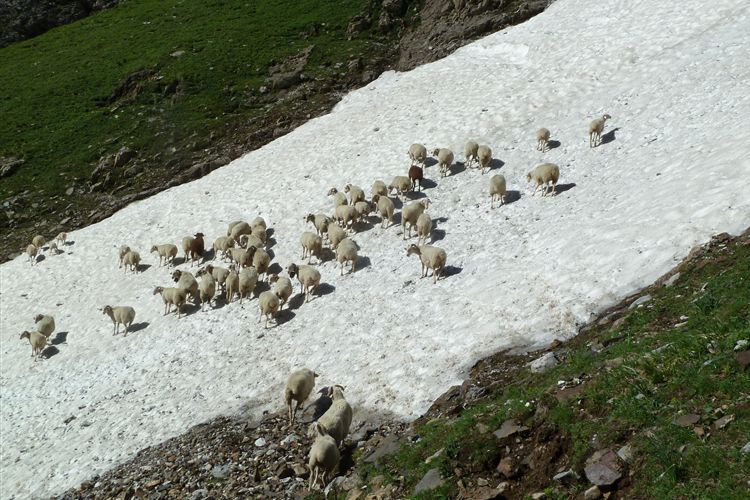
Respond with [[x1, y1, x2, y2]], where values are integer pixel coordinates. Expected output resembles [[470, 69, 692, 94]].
[[20, 331, 47, 361], [334, 204, 358, 231], [55, 232, 67, 246], [335, 238, 358, 276], [327, 187, 348, 208], [181, 236, 194, 262], [432, 148, 454, 177], [388, 176, 411, 198], [228, 246, 256, 269], [251, 224, 267, 244], [477, 145, 492, 175], [353, 200, 373, 225], [489, 174, 507, 208], [536, 127, 551, 152], [313, 385, 353, 446], [371, 180, 388, 198], [527, 162, 560, 196], [270, 274, 293, 310], [122, 250, 141, 273], [408, 143, 427, 166], [150, 244, 178, 267], [327, 222, 347, 250], [308, 422, 340, 490], [118, 245, 130, 268], [33, 314, 55, 343], [305, 213, 330, 238], [102, 305, 136, 336], [153, 287, 187, 318], [371, 194, 395, 228], [171, 269, 200, 303], [285, 368, 318, 425], [251, 216, 267, 232], [589, 114, 611, 147], [25, 244, 38, 265], [225, 268, 240, 303], [252, 247, 271, 281], [197, 264, 230, 293], [212, 236, 235, 260], [228, 221, 252, 242], [31, 235, 45, 249], [344, 184, 365, 205], [48, 242, 60, 255], [226, 220, 244, 236], [238, 266, 258, 304], [287, 263, 320, 303], [464, 141, 479, 169], [258, 290, 280, 328], [416, 212, 432, 246], [300, 231, 324, 264], [238, 233, 265, 250], [401, 198, 430, 240], [406, 243, 447, 284], [198, 272, 216, 311]]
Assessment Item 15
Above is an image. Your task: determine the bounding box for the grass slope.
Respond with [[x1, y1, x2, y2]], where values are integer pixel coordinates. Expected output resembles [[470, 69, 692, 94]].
[[352, 232, 750, 499]]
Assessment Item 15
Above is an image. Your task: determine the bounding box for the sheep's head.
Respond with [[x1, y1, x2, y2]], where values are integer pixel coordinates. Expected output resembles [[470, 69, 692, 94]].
[[194, 232, 205, 239], [287, 263, 299, 278], [526, 172, 532, 182], [304, 213, 314, 223], [150, 245, 158, 253], [432, 148, 441, 156], [330, 385, 346, 400], [344, 184, 351, 193], [406, 244, 420, 256], [171, 270, 182, 282], [20, 330, 30, 340], [269, 274, 279, 284], [420, 198, 431, 209], [603, 113, 611, 121], [102, 305, 113, 315], [327, 187, 338, 196], [34, 314, 44, 323], [372, 194, 380, 203], [153, 287, 164, 295]]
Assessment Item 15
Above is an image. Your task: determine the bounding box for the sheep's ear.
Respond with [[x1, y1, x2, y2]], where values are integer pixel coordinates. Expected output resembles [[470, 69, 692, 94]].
[[313, 372, 319, 378]]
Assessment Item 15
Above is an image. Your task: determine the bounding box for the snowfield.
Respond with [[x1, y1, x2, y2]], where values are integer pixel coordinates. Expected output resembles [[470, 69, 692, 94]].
[[2, 0, 749, 496]]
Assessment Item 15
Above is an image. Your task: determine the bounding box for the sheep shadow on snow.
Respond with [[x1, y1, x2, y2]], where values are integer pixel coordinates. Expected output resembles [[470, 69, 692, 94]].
[[554, 183, 577, 195], [391, 197, 404, 209], [547, 139, 562, 150], [275, 308, 296, 326], [504, 190, 522, 204], [403, 190, 427, 201], [267, 262, 284, 277], [442, 265, 463, 278], [354, 256, 371, 272], [64, 240, 75, 246], [35, 255, 46, 264], [265, 237, 277, 250], [419, 178, 438, 189], [41, 346, 60, 359], [488, 158, 505, 172], [600, 127, 620, 145], [424, 158, 438, 168], [316, 282, 335, 297], [450, 162, 467, 176], [128, 322, 150, 333], [51, 331, 69, 345], [431, 229, 447, 243], [135, 263, 152, 273]]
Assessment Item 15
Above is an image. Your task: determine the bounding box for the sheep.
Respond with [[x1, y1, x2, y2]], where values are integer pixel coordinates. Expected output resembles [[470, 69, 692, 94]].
[[48, 242, 59, 255], [300, 231, 324, 264], [287, 263, 321, 303], [305, 213, 331, 238], [327, 187, 347, 208], [251, 224, 267, 244], [408, 165, 423, 192], [258, 290, 280, 328], [20, 331, 47, 361], [285, 368, 318, 425], [388, 175, 411, 198], [371, 194, 395, 229], [228, 221, 252, 242], [536, 127, 551, 152], [408, 143, 427, 166], [238, 266, 259, 304], [270, 274, 293, 310], [153, 287, 188, 318], [252, 247, 271, 281], [335, 238, 358, 276], [489, 174, 507, 208], [589, 114, 611, 147], [198, 272, 216, 311], [307, 422, 340, 490], [188, 232, 205, 265], [334, 204, 358, 231], [121, 250, 141, 273], [313, 385, 353, 446], [55, 232, 67, 246], [477, 145, 492, 174], [25, 244, 38, 265], [228, 246, 256, 269], [353, 200, 373, 224], [251, 216, 267, 232], [118, 245, 131, 268], [181, 236, 194, 262], [226, 220, 244, 236], [416, 212, 432, 246], [344, 184, 365, 205], [432, 148, 454, 177], [172, 269, 200, 303], [406, 244, 447, 284], [225, 268, 240, 303], [527, 162, 560, 196], [33, 314, 55, 343], [401, 198, 430, 240], [212, 236, 235, 260], [327, 222, 347, 250], [150, 244, 178, 267], [371, 180, 388, 198], [102, 305, 136, 336], [31, 235, 45, 249], [464, 140, 479, 169], [197, 264, 230, 293], [238, 233, 265, 250]]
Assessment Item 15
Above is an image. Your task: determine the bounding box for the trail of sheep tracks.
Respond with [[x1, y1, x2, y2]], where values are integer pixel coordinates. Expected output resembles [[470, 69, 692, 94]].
[[1, 0, 749, 496]]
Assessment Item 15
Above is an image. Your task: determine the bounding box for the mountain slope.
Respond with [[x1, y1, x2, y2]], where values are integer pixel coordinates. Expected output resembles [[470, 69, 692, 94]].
[[1, 0, 749, 497]]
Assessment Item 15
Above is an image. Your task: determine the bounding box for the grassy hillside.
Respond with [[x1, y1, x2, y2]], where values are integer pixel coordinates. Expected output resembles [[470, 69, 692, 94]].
[[0, 0, 407, 253], [350, 232, 750, 499]]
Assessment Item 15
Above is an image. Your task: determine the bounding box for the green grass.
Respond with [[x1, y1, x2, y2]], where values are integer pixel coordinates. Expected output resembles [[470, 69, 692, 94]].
[[357, 238, 750, 498], [0, 0, 390, 211]]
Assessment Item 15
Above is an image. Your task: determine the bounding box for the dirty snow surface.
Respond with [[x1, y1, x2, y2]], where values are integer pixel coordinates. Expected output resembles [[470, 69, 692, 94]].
[[2, 0, 749, 496]]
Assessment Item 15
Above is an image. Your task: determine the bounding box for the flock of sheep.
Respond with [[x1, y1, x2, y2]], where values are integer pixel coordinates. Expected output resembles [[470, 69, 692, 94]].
[[15, 114, 612, 489]]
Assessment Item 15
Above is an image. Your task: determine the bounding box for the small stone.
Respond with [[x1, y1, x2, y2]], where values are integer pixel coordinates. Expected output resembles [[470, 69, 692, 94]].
[[740, 442, 750, 455], [424, 448, 444, 464], [65, 187, 74, 196], [496, 456, 517, 478], [663, 273, 680, 287], [735, 350, 750, 370], [170, 50, 186, 57], [191, 488, 208, 499], [254, 437, 267, 447], [280, 434, 298, 445], [694, 426, 705, 437], [364, 434, 401, 463], [531, 493, 546, 500], [528, 352, 558, 373], [414, 468, 443, 493], [584, 448, 622, 487], [145, 479, 160, 488], [735, 340, 749, 351], [477, 478, 488, 486], [475, 422, 489, 434], [673, 414, 700, 427], [617, 444, 634, 463], [292, 464, 308, 478], [552, 469, 578, 482], [713, 414, 734, 430], [493, 419, 528, 440], [211, 463, 231, 478], [629, 294, 652, 309], [584, 485, 602, 500]]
